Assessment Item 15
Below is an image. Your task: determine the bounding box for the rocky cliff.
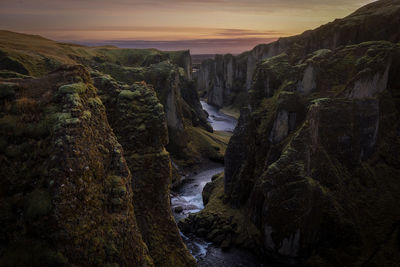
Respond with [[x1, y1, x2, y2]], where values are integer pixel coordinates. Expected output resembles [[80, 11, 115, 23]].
[[224, 41, 400, 265], [0, 65, 154, 266], [196, 53, 248, 109], [91, 73, 196, 266], [184, 1, 400, 266], [0, 31, 207, 266], [196, 0, 400, 112]]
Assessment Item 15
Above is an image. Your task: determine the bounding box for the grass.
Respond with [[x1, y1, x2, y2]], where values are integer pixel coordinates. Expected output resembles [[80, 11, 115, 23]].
[[173, 126, 232, 167], [220, 106, 240, 119], [0, 30, 192, 77]]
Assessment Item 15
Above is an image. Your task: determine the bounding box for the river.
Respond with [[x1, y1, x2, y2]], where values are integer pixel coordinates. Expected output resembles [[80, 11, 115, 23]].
[[171, 101, 266, 267]]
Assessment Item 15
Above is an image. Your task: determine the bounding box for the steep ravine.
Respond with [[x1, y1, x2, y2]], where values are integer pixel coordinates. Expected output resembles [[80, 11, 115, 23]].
[[171, 103, 266, 266]]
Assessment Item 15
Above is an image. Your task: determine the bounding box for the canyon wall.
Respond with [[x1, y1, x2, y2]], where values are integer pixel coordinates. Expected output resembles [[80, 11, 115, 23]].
[[0, 31, 208, 265], [184, 1, 400, 266], [196, 53, 248, 109], [0, 66, 154, 266], [196, 0, 400, 111]]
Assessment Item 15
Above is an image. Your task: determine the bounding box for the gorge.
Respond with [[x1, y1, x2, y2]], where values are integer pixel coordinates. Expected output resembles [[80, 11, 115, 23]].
[[1, 0, 400, 266]]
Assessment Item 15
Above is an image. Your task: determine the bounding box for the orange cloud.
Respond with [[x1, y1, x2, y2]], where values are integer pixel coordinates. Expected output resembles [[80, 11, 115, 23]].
[[0, 0, 376, 53]]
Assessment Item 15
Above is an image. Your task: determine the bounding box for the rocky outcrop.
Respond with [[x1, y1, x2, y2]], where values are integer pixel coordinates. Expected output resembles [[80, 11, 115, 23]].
[[0, 65, 153, 266], [92, 73, 196, 266], [142, 61, 211, 158], [221, 40, 400, 265]]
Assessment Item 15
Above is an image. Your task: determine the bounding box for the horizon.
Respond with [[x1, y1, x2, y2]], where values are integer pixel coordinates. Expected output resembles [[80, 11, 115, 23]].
[[0, 0, 376, 54]]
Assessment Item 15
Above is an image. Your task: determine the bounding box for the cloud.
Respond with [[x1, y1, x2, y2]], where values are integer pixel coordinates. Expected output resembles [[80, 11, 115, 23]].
[[216, 29, 283, 37], [0, 0, 375, 13], [0, 0, 376, 54], [73, 37, 277, 54]]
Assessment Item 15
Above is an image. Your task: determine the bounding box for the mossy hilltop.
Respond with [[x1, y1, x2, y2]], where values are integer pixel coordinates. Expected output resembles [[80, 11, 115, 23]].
[[185, 1, 400, 266]]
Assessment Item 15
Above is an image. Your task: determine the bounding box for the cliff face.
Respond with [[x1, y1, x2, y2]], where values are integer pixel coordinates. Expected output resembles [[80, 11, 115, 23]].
[[0, 65, 153, 266], [0, 32, 205, 265], [196, 0, 400, 110], [185, 1, 400, 266], [91, 54, 213, 165], [186, 40, 400, 267], [196, 53, 248, 109], [92, 73, 196, 266], [245, 0, 400, 90], [225, 42, 400, 265]]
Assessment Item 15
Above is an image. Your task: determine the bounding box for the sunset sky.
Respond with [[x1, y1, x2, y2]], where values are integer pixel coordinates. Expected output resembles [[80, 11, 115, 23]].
[[0, 0, 376, 54]]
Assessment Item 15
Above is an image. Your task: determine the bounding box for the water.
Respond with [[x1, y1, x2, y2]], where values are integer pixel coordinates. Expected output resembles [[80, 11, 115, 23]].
[[171, 165, 224, 221], [171, 102, 267, 266], [200, 101, 237, 132], [171, 165, 223, 260]]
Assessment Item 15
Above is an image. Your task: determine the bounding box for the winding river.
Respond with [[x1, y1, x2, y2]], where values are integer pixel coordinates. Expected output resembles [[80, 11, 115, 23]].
[[171, 101, 266, 267]]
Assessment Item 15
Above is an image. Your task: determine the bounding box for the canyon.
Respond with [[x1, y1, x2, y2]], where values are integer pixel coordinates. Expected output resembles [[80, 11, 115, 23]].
[[184, 0, 400, 266], [0, 0, 400, 266]]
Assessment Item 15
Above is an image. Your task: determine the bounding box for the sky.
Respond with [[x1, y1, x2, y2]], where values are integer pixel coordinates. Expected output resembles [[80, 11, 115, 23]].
[[0, 0, 376, 54]]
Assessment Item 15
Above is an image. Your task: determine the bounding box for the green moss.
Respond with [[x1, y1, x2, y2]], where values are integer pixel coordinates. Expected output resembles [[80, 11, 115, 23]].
[[88, 97, 103, 107], [260, 52, 291, 80], [155, 103, 164, 113], [306, 177, 329, 194], [96, 63, 146, 84], [82, 110, 92, 120], [179, 127, 230, 166], [136, 124, 145, 131], [58, 82, 87, 94], [50, 112, 80, 129], [0, 70, 31, 79], [306, 49, 332, 63], [25, 189, 52, 220], [119, 90, 140, 100], [178, 67, 185, 76], [66, 93, 82, 108]]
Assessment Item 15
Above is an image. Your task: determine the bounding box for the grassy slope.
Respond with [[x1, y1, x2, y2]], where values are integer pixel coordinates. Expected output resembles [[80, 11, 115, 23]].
[[0, 30, 187, 77]]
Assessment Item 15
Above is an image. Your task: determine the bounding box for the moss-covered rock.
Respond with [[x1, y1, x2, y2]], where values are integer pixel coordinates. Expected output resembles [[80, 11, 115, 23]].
[[58, 82, 87, 94], [217, 39, 400, 265], [92, 73, 196, 266], [0, 65, 154, 266]]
